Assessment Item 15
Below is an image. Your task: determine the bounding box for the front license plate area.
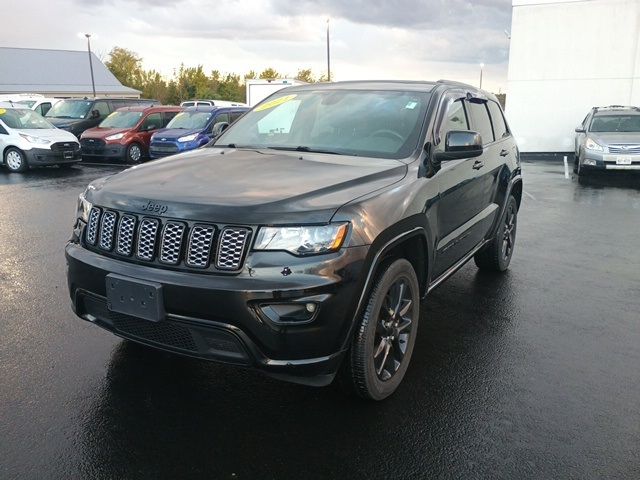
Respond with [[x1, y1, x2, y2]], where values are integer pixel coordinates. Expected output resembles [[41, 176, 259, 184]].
[[63, 150, 74, 159], [616, 156, 633, 165], [106, 273, 164, 322]]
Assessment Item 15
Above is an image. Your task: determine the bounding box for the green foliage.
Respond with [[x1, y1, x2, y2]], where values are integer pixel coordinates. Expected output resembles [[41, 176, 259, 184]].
[[105, 47, 325, 104]]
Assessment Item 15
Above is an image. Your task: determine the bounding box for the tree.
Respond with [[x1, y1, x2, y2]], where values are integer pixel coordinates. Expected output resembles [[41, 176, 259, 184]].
[[105, 47, 144, 90], [295, 68, 316, 83], [259, 68, 280, 80]]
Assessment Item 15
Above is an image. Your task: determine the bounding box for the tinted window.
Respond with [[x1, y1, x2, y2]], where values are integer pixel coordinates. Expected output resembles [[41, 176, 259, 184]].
[[163, 111, 178, 126], [141, 112, 163, 131], [215, 113, 230, 125], [467, 101, 494, 144], [230, 112, 244, 122], [93, 101, 110, 117], [38, 103, 52, 116], [442, 99, 469, 138], [487, 101, 508, 139]]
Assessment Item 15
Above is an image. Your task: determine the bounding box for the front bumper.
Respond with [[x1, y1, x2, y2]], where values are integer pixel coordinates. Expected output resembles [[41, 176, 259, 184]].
[[65, 242, 370, 386], [582, 150, 640, 171], [24, 147, 81, 166], [81, 142, 126, 161], [149, 139, 205, 159]]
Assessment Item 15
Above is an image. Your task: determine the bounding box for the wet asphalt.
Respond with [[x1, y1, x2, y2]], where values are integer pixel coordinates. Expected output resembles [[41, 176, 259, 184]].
[[0, 160, 639, 480]]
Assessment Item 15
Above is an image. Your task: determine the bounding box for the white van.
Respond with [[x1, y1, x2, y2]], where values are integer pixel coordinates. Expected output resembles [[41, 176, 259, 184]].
[[180, 99, 247, 108], [0, 94, 61, 116], [0, 105, 81, 172]]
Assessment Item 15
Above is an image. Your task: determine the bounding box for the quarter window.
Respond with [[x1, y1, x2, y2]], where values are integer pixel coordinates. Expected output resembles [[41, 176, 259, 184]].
[[467, 101, 495, 144], [487, 101, 508, 139], [141, 113, 163, 130]]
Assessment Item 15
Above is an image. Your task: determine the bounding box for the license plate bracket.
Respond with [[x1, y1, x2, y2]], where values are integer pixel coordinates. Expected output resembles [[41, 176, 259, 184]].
[[616, 156, 632, 165], [106, 274, 164, 322], [63, 150, 74, 159]]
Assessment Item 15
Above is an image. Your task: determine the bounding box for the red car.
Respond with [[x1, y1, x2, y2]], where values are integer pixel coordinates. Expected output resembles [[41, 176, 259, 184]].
[[80, 105, 183, 163]]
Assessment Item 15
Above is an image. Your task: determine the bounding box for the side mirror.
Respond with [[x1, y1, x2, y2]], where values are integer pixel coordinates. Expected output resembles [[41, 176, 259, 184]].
[[212, 121, 230, 137], [435, 130, 483, 161], [575, 127, 586, 133], [91, 110, 100, 119]]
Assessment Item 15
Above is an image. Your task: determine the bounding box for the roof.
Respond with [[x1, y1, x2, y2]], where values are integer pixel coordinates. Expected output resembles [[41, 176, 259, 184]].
[[183, 105, 249, 112], [287, 80, 438, 93], [116, 105, 183, 113], [593, 106, 640, 115], [0, 47, 141, 95]]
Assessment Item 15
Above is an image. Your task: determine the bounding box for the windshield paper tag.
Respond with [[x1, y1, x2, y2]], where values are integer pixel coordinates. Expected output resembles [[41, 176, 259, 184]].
[[0, 108, 5, 115], [405, 101, 418, 110], [255, 94, 297, 112]]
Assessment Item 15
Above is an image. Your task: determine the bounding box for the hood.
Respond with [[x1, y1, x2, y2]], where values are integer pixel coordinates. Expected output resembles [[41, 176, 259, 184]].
[[590, 132, 640, 145], [47, 117, 82, 128], [82, 127, 130, 139], [20, 128, 79, 144], [152, 128, 203, 141], [88, 148, 407, 224]]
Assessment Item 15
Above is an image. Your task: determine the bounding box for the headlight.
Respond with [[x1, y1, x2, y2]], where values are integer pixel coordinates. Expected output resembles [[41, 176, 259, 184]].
[[76, 189, 93, 222], [585, 137, 604, 152], [178, 133, 198, 142], [254, 223, 349, 255], [19, 133, 49, 145], [105, 133, 125, 141]]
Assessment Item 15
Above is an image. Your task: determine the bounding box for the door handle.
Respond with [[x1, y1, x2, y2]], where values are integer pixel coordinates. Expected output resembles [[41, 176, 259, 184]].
[[472, 160, 484, 170], [500, 149, 509, 157]]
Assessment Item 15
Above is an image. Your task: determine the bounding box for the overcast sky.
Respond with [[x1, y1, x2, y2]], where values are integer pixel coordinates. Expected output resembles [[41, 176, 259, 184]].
[[3, 0, 512, 93]]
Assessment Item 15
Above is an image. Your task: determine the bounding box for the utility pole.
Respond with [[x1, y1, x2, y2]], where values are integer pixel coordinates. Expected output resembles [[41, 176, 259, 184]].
[[85, 33, 96, 97], [479, 63, 484, 89], [326, 18, 331, 82]]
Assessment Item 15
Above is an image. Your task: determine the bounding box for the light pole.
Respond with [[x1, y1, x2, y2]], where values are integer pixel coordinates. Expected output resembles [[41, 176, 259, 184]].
[[326, 18, 331, 82], [479, 63, 484, 89], [84, 33, 96, 97]]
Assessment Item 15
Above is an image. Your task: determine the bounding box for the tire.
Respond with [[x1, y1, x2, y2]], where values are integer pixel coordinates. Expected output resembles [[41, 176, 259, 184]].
[[573, 154, 579, 174], [4, 148, 28, 173], [474, 195, 518, 272], [125, 143, 143, 164], [341, 258, 420, 400]]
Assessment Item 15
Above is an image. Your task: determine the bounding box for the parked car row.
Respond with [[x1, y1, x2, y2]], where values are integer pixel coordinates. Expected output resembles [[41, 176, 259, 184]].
[[0, 98, 249, 172]]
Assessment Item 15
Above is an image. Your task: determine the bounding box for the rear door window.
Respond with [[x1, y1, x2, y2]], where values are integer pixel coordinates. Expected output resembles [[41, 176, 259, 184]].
[[93, 101, 110, 117], [162, 111, 179, 126], [38, 103, 52, 116], [487, 101, 509, 139], [230, 111, 244, 123], [466, 101, 495, 144]]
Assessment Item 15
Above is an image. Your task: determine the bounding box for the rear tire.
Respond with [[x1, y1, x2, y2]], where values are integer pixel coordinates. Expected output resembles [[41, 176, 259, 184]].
[[340, 258, 420, 400], [4, 148, 28, 173], [474, 195, 518, 272]]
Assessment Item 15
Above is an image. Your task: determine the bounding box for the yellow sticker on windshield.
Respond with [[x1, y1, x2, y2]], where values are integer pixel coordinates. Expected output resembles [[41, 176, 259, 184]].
[[254, 94, 297, 112], [0, 108, 5, 115]]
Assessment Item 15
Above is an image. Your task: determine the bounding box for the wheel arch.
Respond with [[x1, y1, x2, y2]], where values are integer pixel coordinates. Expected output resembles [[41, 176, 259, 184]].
[[2, 145, 25, 165]]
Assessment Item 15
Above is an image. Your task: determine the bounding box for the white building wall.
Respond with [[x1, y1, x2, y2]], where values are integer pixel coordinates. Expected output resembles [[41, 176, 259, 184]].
[[507, 0, 640, 152]]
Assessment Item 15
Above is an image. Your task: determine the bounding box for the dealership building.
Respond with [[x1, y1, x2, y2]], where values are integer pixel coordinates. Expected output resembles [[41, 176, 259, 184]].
[[506, 0, 640, 153], [0, 47, 140, 98]]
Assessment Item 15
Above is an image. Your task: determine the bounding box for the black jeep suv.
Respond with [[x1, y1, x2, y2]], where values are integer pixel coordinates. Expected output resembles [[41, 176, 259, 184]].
[[66, 80, 522, 400]]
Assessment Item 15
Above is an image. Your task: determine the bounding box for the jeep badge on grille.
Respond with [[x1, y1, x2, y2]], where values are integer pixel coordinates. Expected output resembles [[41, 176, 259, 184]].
[[141, 201, 168, 215]]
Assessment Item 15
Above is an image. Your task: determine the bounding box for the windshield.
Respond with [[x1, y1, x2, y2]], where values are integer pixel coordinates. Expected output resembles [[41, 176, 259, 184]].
[[590, 114, 640, 132], [214, 89, 430, 159], [100, 111, 143, 129], [0, 108, 55, 129], [16, 100, 36, 108], [167, 111, 212, 129], [46, 100, 92, 119]]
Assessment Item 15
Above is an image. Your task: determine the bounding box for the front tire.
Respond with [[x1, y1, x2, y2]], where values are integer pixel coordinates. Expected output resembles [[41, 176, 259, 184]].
[[4, 148, 28, 173], [126, 143, 143, 164], [341, 258, 420, 400], [474, 195, 518, 271]]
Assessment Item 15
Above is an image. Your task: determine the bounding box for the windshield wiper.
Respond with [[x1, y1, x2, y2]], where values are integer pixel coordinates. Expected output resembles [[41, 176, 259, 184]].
[[267, 146, 346, 155]]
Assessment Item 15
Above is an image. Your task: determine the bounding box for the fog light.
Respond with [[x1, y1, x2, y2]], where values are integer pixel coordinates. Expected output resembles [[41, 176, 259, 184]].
[[306, 303, 316, 313], [583, 158, 597, 166], [258, 303, 318, 324]]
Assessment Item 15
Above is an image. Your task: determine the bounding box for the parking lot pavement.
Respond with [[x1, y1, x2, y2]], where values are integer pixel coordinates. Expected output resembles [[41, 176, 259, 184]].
[[0, 161, 639, 480]]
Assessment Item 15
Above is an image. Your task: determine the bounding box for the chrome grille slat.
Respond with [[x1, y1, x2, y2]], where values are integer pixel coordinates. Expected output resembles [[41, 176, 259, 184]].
[[99, 210, 117, 251], [86, 207, 101, 245], [137, 218, 160, 261], [160, 222, 186, 265], [116, 215, 136, 256], [216, 227, 250, 270], [186, 225, 216, 268], [608, 144, 640, 154]]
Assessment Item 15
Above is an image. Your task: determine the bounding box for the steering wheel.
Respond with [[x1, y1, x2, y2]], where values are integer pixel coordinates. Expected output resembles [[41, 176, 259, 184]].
[[370, 129, 404, 142]]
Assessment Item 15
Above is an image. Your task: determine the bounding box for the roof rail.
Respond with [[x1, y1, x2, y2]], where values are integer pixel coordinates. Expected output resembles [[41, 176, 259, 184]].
[[593, 105, 640, 113], [436, 79, 477, 89]]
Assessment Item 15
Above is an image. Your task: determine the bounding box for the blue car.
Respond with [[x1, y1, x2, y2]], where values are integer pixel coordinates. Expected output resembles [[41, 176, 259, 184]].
[[149, 106, 248, 159]]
